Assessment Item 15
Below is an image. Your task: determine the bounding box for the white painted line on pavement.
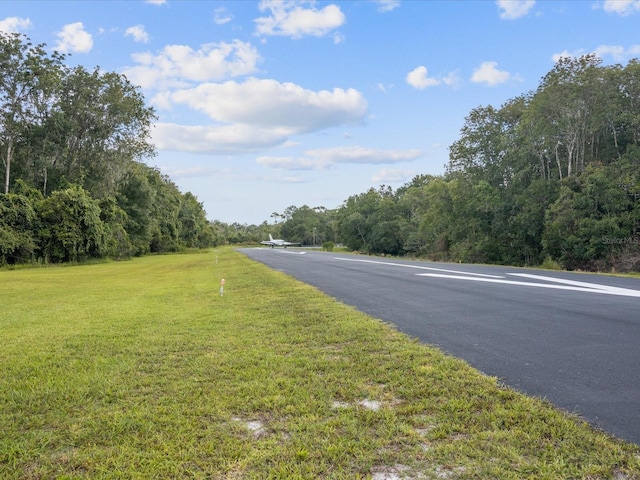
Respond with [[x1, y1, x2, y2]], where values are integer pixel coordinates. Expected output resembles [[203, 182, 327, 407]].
[[332, 257, 640, 297], [509, 273, 638, 295], [416, 273, 640, 297], [334, 257, 504, 278]]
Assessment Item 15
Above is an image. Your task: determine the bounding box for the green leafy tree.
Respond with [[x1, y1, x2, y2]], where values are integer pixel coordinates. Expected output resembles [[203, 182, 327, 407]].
[[179, 192, 216, 248], [542, 159, 636, 270], [335, 186, 407, 255], [52, 66, 156, 197], [280, 205, 332, 246], [0, 32, 65, 194], [116, 163, 156, 255], [145, 168, 181, 253], [37, 184, 105, 263], [0, 191, 38, 264], [98, 196, 134, 260]]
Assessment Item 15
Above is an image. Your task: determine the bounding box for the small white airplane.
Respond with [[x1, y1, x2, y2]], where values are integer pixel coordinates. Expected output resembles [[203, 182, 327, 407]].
[[261, 234, 300, 248]]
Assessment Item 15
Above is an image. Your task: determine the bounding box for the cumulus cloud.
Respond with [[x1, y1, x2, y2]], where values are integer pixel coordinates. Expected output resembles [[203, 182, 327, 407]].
[[167, 78, 367, 134], [152, 123, 287, 154], [55, 22, 93, 53], [255, 0, 346, 39], [471, 61, 512, 86], [406, 66, 440, 89], [257, 146, 422, 170], [123, 23, 366, 157], [0, 16, 32, 33], [125, 25, 150, 43], [602, 0, 640, 16], [406, 66, 459, 90], [496, 0, 535, 19], [122, 40, 261, 89], [151, 80, 367, 154]]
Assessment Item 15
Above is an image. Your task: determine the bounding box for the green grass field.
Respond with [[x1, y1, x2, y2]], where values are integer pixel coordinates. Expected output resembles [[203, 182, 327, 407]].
[[1, 249, 639, 479]]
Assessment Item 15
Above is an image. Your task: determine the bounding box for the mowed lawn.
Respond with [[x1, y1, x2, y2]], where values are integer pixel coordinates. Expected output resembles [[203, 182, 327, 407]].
[[1, 249, 639, 479]]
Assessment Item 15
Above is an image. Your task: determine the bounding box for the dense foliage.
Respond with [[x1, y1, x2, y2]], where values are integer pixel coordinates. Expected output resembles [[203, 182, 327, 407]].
[[0, 33, 218, 265], [264, 55, 640, 272]]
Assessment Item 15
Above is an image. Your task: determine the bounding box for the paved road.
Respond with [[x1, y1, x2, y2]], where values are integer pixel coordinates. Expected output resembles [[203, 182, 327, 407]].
[[239, 248, 640, 445]]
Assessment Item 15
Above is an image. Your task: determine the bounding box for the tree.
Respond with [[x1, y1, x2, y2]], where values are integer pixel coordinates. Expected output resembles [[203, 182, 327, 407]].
[[116, 163, 156, 255], [542, 160, 635, 270], [0, 32, 65, 194], [179, 192, 209, 248], [525, 55, 609, 180], [280, 205, 331, 246], [37, 184, 105, 263], [52, 66, 156, 197], [0, 191, 38, 264], [98, 196, 134, 260]]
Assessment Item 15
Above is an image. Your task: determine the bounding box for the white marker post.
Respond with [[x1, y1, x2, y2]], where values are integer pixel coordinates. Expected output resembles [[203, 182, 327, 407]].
[[220, 278, 225, 297]]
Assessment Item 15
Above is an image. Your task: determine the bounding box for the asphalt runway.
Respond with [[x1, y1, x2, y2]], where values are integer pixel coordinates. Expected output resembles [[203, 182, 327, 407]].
[[239, 248, 640, 445]]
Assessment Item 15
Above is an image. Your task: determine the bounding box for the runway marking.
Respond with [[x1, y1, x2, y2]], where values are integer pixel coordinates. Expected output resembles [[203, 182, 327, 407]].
[[256, 248, 306, 254], [333, 257, 640, 298], [333, 257, 503, 278], [416, 273, 640, 298]]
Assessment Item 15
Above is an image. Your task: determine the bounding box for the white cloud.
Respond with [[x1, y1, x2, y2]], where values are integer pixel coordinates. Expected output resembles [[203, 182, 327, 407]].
[[257, 155, 324, 170], [471, 61, 511, 86], [55, 22, 93, 53], [0, 16, 32, 33], [406, 66, 459, 90], [406, 66, 440, 89], [255, 0, 346, 39], [602, 0, 640, 15], [257, 146, 422, 170], [551, 49, 583, 63], [123, 40, 261, 89], [308, 145, 422, 164], [441, 71, 461, 87], [214, 7, 233, 25], [168, 78, 367, 134], [372, 167, 415, 184], [496, 0, 535, 19], [332, 32, 345, 44], [152, 123, 287, 155], [595, 45, 626, 61], [125, 25, 150, 43], [552, 44, 640, 62], [145, 0, 167, 5], [595, 44, 640, 60], [372, 0, 401, 12], [151, 80, 367, 155]]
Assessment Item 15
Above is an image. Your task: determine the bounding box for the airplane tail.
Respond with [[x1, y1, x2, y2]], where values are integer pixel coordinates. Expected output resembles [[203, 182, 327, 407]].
[[269, 234, 274, 241]]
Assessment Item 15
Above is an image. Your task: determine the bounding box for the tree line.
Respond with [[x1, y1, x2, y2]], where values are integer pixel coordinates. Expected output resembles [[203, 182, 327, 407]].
[[3, 31, 639, 272], [241, 55, 640, 272], [1, 33, 218, 265]]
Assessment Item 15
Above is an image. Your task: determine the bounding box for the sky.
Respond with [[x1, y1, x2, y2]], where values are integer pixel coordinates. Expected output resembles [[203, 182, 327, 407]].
[[1, 0, 640, 225]]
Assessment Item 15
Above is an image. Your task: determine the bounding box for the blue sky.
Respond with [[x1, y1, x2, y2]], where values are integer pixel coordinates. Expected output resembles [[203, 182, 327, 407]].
[[2, 0, 640, 224]]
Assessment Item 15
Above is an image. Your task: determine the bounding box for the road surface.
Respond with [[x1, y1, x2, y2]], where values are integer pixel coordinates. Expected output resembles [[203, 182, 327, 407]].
[[239, 248, 640, 445]]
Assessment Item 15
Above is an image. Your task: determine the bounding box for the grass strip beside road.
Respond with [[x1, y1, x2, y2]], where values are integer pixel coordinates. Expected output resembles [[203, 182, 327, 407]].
[[1, 249, 639, 479]]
